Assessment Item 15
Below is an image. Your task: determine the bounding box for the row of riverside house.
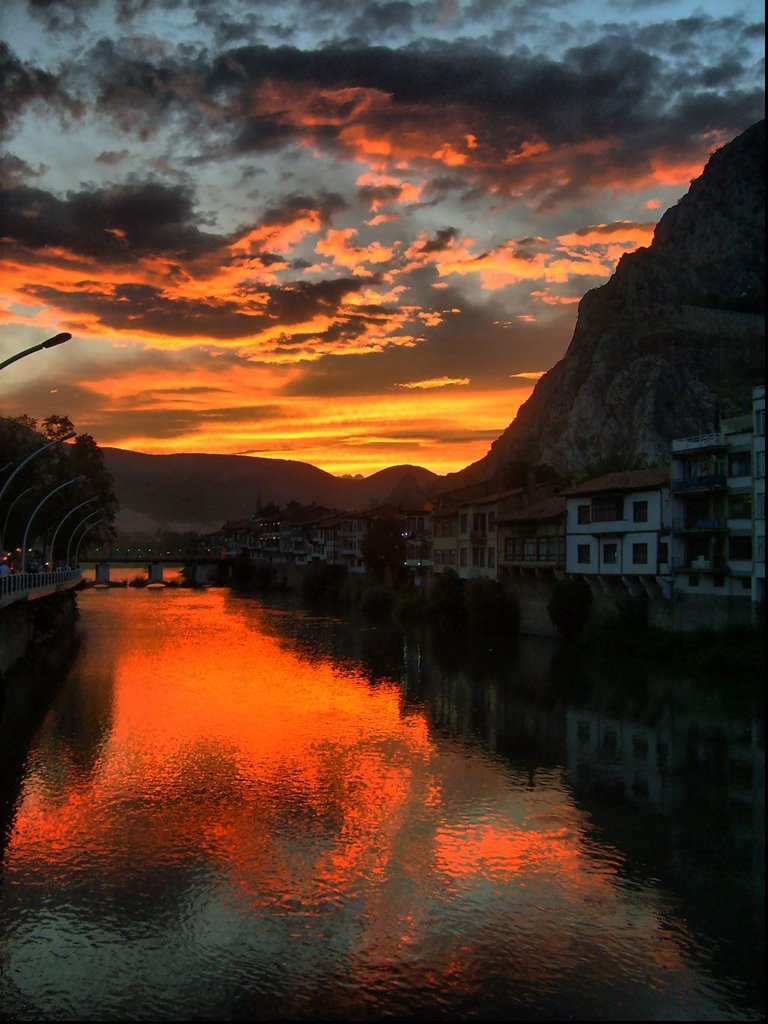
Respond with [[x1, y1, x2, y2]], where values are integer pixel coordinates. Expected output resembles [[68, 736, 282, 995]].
[[215, 385, 764, 634]]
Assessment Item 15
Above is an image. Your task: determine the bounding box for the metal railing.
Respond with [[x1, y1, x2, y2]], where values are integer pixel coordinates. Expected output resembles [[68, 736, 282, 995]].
[[671, 474, 727, 492], [0, 567, 82, 607], [671, 432, 725, 452]]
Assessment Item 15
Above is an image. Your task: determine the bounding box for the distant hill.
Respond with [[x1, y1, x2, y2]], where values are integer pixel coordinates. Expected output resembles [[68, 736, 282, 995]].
[[446, 119, 765, 487], [102, 447, 443, 534]]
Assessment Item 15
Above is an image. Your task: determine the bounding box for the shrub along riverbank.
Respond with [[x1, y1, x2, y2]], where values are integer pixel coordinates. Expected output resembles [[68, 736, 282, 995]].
[[227, 558, 765, 694]]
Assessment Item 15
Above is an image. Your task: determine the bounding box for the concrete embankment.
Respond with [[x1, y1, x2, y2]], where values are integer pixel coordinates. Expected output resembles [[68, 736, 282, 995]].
[[0, 591, 80, 679]]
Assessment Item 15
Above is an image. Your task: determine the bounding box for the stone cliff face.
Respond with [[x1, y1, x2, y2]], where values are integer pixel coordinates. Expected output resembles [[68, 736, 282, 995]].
[[466, 119, 765, 484]]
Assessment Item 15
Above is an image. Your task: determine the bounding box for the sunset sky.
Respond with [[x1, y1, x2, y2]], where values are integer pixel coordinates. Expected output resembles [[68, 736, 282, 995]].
[[0, 0, 764, 476]]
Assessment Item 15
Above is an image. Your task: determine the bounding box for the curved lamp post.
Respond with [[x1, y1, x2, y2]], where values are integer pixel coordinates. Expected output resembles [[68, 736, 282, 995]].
[[0, 431, 77, 513], [1, 483, 38, 553], [73, 517, 108, 568], [0, 332, 72, 373], [49, 497, 95, 567], [67, 508, 107, 568], [20, 474, 86, 572]]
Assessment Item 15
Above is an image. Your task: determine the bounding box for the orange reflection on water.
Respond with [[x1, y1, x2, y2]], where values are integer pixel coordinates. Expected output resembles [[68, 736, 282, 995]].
[[5, 589, 697, 999]]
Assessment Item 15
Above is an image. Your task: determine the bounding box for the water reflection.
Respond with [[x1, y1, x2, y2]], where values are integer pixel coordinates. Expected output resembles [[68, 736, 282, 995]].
[[0, 586, 763, 1021]]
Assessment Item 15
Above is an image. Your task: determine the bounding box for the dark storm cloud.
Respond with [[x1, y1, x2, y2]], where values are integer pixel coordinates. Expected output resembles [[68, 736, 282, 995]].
[[0, 41, 82, 134], [79, 402, 288, 444], [25, 276, 370, 340], [357, 183, 402, 209], [283, 289, 574, 398], [2, 182, 226, 260], [420, 228, 459, 254], [345, 1, 418, 36], [260, 191, 349, 228], [234, 117, 297, 151], [205, 30, 763, 150]]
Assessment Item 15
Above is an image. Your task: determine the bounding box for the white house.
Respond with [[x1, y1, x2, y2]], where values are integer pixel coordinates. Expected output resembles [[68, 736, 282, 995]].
[[562, 468, 672, 600]]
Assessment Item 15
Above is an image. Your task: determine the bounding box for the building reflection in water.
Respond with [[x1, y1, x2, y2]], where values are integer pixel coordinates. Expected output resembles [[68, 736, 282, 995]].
[[0, 587, 763, 1021]]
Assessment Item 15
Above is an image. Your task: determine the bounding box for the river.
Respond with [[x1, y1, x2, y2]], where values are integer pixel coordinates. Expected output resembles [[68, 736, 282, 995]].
[[0, 578, 764, 1021]]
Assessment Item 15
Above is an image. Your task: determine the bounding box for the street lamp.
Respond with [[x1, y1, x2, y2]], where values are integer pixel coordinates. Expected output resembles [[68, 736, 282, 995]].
[[1, 483, 38, 553], [67, 507, 107, 568], [0, 431, 77, 513], [49, 497, 95, 567], [0, 332, 72, 372], [73, 516, 108, 568], [20, 474, 86, 572]]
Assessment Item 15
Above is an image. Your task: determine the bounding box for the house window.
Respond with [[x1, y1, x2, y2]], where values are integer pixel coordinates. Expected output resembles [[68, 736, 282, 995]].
[[632, 735, 649, 761], [756, 492, 765, 519], [757, 534, 765, 562], [729, 536, 752, 560], [460, 514, 468, 534], [603, 543, 618, 565], [473, 512, 486, 533], [591, 495, 623, 522], [755, 408, 765, 436], [459, 547, 467, 567], [577, 504, 590, 524], [524, 539, 537, 560], [577, 544, 591, 565], [488, 547, 495, 568], [729, 494, 752, 519], [488, 511, 496, 531], [755, 451, 765, 479], [659, 542, 669, 565], [632, 500, 648, 523], [728, 452, 751, 477], [632, 543, 648, 565], [602, 730, 618, 755]]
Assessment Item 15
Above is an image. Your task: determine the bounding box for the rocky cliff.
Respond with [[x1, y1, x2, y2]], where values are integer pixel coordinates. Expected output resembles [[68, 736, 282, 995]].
[[460, 119, 765, 485]]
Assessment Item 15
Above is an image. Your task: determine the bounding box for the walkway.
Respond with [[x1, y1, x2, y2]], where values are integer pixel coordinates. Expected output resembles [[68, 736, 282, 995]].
[[0, 568, 83, 610]]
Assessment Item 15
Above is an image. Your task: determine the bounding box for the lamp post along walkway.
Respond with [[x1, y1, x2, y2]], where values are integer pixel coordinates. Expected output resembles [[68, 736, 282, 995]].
[[0, 332, 72, 373]]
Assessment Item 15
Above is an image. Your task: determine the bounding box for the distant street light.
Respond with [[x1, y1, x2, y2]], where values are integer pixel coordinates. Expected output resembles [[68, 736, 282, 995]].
[[20, 474, 86, 572], [67, 507, 107, 568], [73, 516, 108, 568], [0, 332, 72, 372], [49, 497, 95, 567]]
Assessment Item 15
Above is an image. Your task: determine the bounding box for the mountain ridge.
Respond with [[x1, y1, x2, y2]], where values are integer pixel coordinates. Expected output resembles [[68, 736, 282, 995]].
[[446, 119, 765, 487], [102, 446, 443, 533]]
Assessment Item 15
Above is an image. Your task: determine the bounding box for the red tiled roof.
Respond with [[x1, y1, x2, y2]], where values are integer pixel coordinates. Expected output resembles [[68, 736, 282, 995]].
[[497, 494, 566, 523], [561, 467, 670, 497]]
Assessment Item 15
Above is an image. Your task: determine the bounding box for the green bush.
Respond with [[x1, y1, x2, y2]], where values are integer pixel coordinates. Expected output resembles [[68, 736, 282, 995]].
[[464, 577, 519, 635], [360, 583, 394, 620], [300, 561, 346, 604], [428, 568, 465, 622]]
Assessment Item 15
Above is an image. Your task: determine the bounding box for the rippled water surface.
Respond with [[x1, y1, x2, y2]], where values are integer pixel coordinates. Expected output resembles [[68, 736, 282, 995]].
[[0, 584, 764, 1020]]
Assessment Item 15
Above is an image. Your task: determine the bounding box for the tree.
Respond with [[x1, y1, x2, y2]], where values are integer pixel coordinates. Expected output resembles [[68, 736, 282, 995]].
[[0, 414, 118, 562]]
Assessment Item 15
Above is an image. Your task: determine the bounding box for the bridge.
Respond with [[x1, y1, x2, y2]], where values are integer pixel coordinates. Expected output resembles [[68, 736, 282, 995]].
[[87, 554, 229, 585], [1, 568, 83, 610]]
